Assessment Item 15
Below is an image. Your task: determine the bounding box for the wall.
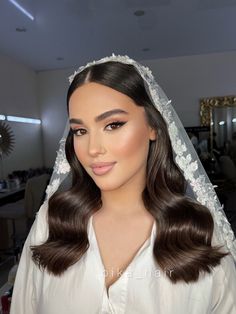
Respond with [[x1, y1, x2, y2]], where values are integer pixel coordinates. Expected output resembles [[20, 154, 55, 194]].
[[38, 51, 236, 167], [144, 51, 236, 126], [0, 54, 43, 178], [37, 68, 73, 168]]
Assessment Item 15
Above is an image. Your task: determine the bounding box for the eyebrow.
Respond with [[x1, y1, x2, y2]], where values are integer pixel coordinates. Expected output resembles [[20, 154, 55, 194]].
[[69, 109, 128, 125]]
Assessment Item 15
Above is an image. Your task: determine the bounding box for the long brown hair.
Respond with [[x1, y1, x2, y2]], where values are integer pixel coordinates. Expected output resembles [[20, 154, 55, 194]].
[[31, 61, 227, 283]]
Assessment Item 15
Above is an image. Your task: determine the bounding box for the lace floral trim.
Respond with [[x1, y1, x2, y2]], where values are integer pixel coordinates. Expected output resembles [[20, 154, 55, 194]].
[[53, 139, 70, 175], [45, 139, 70, 199], [46, 54, 235, 260]]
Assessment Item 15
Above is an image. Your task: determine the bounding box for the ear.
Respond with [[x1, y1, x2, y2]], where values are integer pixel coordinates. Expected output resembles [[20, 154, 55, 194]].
[[149, 127, 157, 141]]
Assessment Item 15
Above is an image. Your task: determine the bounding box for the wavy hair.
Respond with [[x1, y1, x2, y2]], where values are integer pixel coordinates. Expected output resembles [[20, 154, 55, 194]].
[[31, 62, 227, 283]]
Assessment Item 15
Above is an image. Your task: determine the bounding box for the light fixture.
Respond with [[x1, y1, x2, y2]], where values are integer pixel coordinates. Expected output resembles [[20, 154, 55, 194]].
[[7, 116, 41, 124], [0, 115, 6, 120], [219, 121, 225, 126], [134, 10, 145, 16], [9, 0, 34, 21], [16, 27, 27, 32], [232, 118, 236, 123]]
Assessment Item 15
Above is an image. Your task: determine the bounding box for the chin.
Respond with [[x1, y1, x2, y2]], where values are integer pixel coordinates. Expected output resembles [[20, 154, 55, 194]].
[[93, 178, 126, 192], [95, 182, 121, 192]]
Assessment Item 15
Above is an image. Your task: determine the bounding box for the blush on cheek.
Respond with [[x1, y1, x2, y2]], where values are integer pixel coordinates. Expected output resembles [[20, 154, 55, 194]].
[[114, 127, 149, 158], [73, 142, 84, 163]]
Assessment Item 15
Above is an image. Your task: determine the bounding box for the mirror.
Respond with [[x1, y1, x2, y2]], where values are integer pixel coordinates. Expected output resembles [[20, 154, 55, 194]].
[[200, 96, 236, 237], [200, 96, 236, 156]]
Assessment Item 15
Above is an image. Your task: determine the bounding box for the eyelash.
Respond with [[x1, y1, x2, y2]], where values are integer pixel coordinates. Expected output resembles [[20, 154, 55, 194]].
[[70, 121, 126, 137]]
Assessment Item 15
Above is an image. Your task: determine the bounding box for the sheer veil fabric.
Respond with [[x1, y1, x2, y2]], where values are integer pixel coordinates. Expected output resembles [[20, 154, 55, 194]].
[[44, 54, 236, 261]]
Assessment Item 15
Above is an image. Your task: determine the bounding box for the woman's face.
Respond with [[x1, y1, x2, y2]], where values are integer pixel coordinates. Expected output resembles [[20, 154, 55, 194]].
[[68, 82, 156, 192]]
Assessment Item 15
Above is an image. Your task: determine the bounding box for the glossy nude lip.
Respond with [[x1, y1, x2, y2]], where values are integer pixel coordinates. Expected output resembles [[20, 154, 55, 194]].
[[90, 162, 116, 176]]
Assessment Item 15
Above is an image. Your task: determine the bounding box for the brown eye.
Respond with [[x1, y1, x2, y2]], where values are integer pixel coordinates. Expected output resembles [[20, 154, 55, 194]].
[[71, 128, 87, 136], [105, 121, 126, 131]]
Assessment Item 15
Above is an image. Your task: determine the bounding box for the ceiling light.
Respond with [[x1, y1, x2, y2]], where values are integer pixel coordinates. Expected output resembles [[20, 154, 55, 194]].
[[134, 10, 145, 16], [232, 118, 236, 123], [7, 116, 41, 124], [9, 0, 34, 20]]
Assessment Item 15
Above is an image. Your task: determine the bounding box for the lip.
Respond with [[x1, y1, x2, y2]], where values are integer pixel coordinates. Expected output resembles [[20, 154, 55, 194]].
[[90, 162, 116, 176]]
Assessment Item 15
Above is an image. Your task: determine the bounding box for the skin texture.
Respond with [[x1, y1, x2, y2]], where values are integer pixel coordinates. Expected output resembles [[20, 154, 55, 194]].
[[69, 82, 156, 291]]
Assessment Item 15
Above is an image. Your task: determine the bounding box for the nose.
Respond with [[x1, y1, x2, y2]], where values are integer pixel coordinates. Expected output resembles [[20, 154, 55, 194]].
[[88, 132, 106, 156]]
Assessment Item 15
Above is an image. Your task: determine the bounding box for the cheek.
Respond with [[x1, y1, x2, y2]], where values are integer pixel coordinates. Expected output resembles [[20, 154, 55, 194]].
[[73, 139, 86, 163], [111, 126, 150, 159]]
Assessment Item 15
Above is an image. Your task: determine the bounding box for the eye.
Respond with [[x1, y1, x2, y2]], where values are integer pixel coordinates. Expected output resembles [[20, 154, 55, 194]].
[[70, 128, 86, 136], [105, 121, 126, 131]]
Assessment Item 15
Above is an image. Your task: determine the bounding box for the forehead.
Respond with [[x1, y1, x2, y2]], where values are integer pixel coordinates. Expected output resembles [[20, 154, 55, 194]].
[[68, 82, 141, 117]]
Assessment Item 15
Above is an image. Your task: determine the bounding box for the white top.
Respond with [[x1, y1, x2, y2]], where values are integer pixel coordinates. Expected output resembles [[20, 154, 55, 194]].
[[10, 201, 236, 314]]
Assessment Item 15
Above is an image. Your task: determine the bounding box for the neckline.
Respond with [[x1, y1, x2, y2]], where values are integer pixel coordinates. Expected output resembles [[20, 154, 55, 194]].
[[88, 214, 156, 295]]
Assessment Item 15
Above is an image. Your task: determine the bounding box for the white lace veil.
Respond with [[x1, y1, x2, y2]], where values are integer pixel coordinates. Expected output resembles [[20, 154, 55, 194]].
[[44, 54, 236, 261]]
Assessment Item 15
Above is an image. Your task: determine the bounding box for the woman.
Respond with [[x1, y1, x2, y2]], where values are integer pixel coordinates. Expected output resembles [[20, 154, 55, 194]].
[[10, 55, 236, 314]]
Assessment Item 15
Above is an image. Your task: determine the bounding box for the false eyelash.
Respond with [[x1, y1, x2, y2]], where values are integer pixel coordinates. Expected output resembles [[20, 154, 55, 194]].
[[106, 121, 126, 128], [70, 121, 127, 136], [70, 128, 85, 135], [70, 128, 80, 135]]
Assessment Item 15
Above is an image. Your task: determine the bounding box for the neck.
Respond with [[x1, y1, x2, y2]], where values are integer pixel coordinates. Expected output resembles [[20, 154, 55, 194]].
[[100, 181, 147, 218]]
